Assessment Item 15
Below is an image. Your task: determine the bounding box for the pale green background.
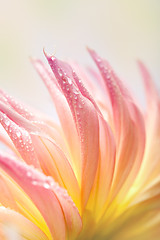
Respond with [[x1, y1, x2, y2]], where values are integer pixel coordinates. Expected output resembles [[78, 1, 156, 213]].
[[0, 0, 159, 115]]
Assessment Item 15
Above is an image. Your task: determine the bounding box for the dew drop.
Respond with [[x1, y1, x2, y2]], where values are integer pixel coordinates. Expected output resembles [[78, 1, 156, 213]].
[[32, 180, 38, 186], [27, 171, 32, 177], [67, 77, 72, 85], [81, 138, 84, 143], [16, 132, 21, 138], [73, 89, 79, 95], [58, 68, 63, 77], [43, 183, 50, 189], [62, 78, 66, 84]]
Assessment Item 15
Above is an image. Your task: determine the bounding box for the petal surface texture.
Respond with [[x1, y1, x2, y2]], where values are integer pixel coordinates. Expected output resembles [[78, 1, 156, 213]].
[[0, 153, 82, 240], [0, 49, 159, 240]]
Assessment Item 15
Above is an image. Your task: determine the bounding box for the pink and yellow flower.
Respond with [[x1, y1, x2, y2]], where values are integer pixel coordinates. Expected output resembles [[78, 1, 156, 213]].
[[0, 48, 159, 239]]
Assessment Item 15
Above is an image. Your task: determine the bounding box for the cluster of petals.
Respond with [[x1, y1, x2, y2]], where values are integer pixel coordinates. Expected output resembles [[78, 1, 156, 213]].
[[0, 48, 159, 240]]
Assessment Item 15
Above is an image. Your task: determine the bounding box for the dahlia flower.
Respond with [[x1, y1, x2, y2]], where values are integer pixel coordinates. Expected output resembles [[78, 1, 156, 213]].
[[0, 48, 159, 240]]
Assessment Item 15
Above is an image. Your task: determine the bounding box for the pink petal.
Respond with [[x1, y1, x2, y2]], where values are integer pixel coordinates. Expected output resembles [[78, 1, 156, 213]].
[[0, 88, 67, 149], [0, 101, 42, 134], [0, 153, 82, 240], [137, 60, 159, 105], [0, 168, 51, 238], [72, 70, 101, 114], [31, 135, 81, 209], [134, 61, 160, 188], [88, 49, 145, 201], [0, 99, 80, 207], [44, 53, 99, 209], [0, 112, 41, 169], [0, 207, 48, 240], [32, 59, 81, 179], [0, 89, 34, 120], [70, 67, 116, 216]]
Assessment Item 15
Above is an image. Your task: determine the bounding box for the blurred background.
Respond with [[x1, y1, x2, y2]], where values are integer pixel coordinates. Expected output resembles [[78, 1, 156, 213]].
[[0, 0, 160, 115]]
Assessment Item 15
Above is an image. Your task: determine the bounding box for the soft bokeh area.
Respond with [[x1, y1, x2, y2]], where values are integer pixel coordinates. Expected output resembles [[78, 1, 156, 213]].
[[0, 0, 159, 115]]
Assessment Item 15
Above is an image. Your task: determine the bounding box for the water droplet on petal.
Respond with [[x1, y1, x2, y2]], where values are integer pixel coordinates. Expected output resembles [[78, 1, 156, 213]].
[[27, 171, 32, 177], [73, 89, 79, 95], [32, 180, 38, 186], [16, 132, 21, 138], [57, 68, 63, 77], [67, 77, 72, 85], [43, 183, 50, 189]]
